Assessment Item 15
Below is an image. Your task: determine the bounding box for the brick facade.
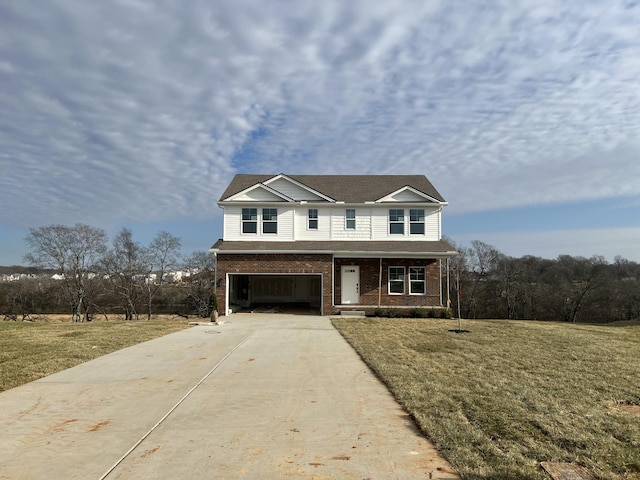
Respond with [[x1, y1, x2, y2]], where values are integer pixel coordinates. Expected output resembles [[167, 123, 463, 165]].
[[216, 253, 333, 315], [334, 258, 441, 310], [216, 253, 444, 316]]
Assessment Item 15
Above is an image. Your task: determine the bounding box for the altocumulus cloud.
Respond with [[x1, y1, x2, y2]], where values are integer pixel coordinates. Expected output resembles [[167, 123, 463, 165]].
[[1, 0, 640, 232]]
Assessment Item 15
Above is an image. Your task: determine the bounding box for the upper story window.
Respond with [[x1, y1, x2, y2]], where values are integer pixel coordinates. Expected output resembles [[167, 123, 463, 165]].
[[389, 209, 404, 234], [409, 267, 426, 294], [308, 209, 318, 230], [345, 209, 356, 229], [410, 209, 425, 235], [388, 266, 405, 294], [262, 208, 278, 234], [242, 208, 257, 234]]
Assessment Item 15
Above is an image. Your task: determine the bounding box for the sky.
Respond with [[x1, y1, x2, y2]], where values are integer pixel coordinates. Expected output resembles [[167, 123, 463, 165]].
[[1, 0, 639, 266]]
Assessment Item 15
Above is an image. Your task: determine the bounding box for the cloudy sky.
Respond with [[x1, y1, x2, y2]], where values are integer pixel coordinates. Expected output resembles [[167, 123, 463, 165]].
[[1, 0, 639, 265]]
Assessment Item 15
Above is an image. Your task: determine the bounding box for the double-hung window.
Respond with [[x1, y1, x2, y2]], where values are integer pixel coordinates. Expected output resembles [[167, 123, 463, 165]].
[[389, 209, 404, 234], [388, 266, 405, 294], [242, 208, 257, 234], [409, 267, 426, 294], [345, 209, 356, 229], [308, 209, 318, 230], [262, 208, 278, 234], [410, 209, 425, 235]]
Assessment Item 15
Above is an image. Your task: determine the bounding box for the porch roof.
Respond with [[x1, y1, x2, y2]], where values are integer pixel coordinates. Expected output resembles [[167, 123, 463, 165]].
[[210, 239, 456, 258]]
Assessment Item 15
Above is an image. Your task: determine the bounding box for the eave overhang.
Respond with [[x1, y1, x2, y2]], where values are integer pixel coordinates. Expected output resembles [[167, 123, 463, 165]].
[[210, 240, 457, 259]]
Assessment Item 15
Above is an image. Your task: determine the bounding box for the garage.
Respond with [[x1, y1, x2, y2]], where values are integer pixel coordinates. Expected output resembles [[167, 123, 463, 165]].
[[227, 274, 322, 314]]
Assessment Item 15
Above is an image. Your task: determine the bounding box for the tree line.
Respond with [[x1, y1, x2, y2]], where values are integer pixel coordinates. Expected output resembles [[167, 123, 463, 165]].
[[1, 224, 216, 322], [2, 224, 638, 323], [447, 238, 640, 323]]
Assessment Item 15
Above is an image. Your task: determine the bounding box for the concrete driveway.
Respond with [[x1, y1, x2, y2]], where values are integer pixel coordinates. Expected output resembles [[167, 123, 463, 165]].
[[0, 314, 459, 479]]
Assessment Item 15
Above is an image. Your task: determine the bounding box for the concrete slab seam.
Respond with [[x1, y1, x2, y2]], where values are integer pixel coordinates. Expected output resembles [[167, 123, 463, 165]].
[[98, 328, 258, 480]]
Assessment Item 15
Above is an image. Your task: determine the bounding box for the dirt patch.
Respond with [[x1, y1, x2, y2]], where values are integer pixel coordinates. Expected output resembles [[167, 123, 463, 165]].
[[614, 404, 640, 415], [88, 420, 110, 432], [540, 462, 596, 480], [141, 445, 161, 458]]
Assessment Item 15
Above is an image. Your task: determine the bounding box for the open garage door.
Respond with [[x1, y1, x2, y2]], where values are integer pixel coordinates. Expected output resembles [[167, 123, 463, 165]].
[[228, 274, 322, 314]]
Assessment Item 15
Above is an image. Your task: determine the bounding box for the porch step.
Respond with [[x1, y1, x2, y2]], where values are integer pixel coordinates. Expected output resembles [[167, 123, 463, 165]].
[[340, 310, 366, 317]]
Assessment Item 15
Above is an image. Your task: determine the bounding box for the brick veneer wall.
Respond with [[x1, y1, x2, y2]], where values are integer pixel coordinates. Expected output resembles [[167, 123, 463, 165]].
[[215, 253, 333, 315], [216, 253, 443, 317], [334, 258, 441, 309]]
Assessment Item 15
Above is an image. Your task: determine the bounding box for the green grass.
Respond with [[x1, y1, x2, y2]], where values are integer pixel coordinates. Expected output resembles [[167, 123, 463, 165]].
[[332, 318, 640, 480], [0, 318, 191, 392]]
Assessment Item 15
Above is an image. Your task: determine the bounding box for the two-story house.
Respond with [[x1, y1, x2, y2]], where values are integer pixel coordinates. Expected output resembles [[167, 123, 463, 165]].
[[211, 174, 456, 316]]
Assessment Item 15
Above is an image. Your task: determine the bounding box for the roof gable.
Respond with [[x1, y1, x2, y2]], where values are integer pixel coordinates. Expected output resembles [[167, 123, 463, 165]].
[[263, 175, 334, 201], [224, 183, 293, 202], [375, 186, 442, 203]]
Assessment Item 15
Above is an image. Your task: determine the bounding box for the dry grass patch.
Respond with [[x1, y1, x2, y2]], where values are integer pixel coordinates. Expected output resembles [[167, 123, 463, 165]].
[[0, 316, 191, 392], [332, 318, 640, 480]]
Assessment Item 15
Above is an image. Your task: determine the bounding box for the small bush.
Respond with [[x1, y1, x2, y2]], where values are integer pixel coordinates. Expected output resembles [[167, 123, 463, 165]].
[[439, 308, 453, 319]]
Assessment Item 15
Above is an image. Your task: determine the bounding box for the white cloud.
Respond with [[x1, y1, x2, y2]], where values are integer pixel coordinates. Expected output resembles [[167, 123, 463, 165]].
[[0, 0, 640, 232]]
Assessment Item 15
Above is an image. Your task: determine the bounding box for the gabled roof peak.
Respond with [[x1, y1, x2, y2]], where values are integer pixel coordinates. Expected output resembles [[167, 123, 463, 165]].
[[219, 174, 446, 204]]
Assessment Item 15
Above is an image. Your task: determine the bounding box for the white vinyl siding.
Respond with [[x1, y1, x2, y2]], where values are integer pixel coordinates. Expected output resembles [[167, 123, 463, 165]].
[[223, 206, 294, 241], [371, 205, 440, 240], [425, 208, 441, 239], [224, 203, 440, 242], [330, 208, 371, 240], [295, 207, 331, 240]]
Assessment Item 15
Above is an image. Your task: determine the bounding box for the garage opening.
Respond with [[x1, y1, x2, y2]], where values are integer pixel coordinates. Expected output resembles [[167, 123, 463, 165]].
[[227, 274, 322, 315]]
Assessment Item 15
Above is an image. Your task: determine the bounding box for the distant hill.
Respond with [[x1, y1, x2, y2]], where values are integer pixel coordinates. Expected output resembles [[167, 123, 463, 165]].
[[0, 266, 56, 275]]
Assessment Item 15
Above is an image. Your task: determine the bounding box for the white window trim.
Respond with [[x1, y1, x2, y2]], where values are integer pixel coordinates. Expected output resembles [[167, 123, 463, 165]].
[[409, 209, 425, 235], [388, 266, 405, 295], [409, 266, 426, 295], [262, 208, 278, 234], [308, 208, 318, 230], [345, 209, 356, 230], [389, 209, 405, 235], [242, 208, 258, 235]]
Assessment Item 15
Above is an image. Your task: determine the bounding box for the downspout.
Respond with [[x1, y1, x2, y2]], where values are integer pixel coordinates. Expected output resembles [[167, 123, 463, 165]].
[[378, 257, 382, 308], [331, 255, 335, 310], [446, 257, 451, 309]]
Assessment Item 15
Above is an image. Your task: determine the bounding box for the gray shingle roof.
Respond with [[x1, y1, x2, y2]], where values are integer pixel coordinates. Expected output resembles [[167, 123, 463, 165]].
[[219, 174, 446, 203]]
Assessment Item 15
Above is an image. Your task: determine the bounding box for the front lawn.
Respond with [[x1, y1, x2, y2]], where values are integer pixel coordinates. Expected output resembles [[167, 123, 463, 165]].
[[0, 317, 191, 392], [332, 318, 640, 480]]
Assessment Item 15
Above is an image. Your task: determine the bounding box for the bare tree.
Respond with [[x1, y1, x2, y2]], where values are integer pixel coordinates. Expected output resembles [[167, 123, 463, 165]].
[[182, 251, 216, 318], [24, 224, 107, 322], [495, 254, 522, 319], [144, 231, 181, 320], [443, 236, 466, 324], [465, 240, 500, 318], [102, 228, 147, 320]]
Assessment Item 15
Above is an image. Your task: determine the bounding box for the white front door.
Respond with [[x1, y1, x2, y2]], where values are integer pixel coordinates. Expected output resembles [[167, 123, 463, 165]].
[[341, 265, 360, 304]]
